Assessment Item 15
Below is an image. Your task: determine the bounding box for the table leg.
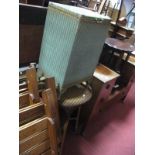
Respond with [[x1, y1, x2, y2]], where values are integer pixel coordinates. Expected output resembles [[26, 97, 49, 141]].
[[114, 51, 124, 73]]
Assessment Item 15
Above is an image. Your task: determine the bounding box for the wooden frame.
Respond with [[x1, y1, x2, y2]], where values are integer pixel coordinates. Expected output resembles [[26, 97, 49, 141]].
[[19, 89, 58, 155], [19, 72, 69, 155], [19, 66, 69, 154]]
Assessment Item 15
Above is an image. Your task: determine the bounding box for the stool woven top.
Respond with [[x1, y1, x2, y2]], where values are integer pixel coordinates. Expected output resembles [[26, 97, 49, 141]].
[[60, 84, 92, 108], [105, 38, 135, 52]]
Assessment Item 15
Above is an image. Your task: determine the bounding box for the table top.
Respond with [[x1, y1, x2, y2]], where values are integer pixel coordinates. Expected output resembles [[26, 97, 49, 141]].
[[105, 38, 135, 52], [93, 64, 120, 83], [60, 84, 92, 108]]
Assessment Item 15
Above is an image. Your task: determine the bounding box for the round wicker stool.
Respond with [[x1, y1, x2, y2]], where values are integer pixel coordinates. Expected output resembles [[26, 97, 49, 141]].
[[60, 83, 92, 132]]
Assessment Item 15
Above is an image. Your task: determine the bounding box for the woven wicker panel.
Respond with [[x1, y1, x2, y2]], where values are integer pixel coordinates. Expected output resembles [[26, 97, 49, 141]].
[[38, 2, 111, 90], [64, 19, 111, 86], [38, 4, 80, 87], [61, 84, 92, 108]]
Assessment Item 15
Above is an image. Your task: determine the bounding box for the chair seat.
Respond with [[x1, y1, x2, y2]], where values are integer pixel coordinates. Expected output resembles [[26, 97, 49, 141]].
[[61, 84, 92, 108]]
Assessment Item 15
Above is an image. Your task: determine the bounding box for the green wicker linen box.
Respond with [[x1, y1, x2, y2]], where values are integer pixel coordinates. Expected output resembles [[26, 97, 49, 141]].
[[38, 2, 111, 90]]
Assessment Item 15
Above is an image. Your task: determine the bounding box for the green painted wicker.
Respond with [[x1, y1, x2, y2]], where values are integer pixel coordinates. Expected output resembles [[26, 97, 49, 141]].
[[38, 2, 111, 90]]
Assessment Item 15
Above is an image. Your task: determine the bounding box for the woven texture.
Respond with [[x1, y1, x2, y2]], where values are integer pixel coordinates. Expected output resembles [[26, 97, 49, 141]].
[[38, 2, 111, 90], [61, 84, 92, 108]]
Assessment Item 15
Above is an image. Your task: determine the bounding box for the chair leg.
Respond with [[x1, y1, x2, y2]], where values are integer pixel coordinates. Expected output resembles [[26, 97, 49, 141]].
[[60, 121, 69, 155], [75, 106, 81, 133]]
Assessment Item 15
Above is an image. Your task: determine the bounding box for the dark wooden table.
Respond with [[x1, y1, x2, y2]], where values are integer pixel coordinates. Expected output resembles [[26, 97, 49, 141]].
[[104, 37, 135, 72], [105, 38, 134, 52]]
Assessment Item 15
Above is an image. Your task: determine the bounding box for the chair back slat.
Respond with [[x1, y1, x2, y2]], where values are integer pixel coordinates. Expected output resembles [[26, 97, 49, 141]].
[[19, 81, 27, 90], [19, 88, 28, 94], [19, 93, 29, 108], [22, 139, 50, 155], [20, 128, 48, 153], [19, 102, 44, 126], [19, 117, 47, 141]]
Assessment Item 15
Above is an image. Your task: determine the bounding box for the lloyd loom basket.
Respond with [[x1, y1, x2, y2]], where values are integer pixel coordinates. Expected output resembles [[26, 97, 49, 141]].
[[38, 2, 111, 90]]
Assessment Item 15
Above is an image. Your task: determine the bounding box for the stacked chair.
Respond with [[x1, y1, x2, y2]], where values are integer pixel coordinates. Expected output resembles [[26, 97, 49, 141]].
[[19, 65, 68, 155]]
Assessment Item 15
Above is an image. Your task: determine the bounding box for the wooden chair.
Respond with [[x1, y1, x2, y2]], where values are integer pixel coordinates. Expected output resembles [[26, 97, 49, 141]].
[[19, 69, 58, 127], [45, 78, 69, 154], [19, 89, 58, 155], [19, 63, 45, 93], [19, 66, 41, 108], [19, 72, 68, 154]]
